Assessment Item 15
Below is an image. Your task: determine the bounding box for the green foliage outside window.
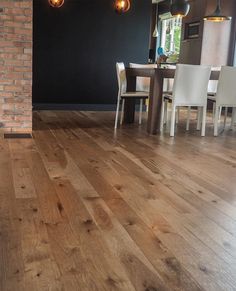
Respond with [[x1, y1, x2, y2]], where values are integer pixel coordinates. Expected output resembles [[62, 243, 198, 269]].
[[161, 17, 182, 63]]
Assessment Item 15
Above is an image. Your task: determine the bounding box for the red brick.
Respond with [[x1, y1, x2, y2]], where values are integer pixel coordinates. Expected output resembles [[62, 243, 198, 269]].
[[5, 59, 24, 66], [0, 92, 14, 98], [4, 72, 24, 79], [0, 79, 14, 85], [13, 66, 30, 72], [6, 47, 23, 53], [4, 85, 23, 92], [0, 1, 32, 133]]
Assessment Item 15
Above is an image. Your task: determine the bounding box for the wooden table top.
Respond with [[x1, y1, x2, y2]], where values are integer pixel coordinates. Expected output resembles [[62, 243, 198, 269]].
[[125, 67, 221, 80]]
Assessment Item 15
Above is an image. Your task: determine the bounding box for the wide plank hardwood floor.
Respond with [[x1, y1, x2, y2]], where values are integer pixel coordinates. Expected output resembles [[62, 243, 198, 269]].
[[1, 110, 236, 291]]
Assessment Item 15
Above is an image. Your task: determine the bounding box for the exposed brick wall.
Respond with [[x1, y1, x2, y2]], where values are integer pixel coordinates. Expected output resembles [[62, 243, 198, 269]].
[[0, 0, 32, 133]]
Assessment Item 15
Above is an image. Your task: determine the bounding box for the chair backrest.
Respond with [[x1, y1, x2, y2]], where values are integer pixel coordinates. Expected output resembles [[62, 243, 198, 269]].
[[207, 67, 221, 94], [208, 80, 218, 95], [116, 62, 127, 94], [129, 63, 157, 92], [215, 66, 236, 106], [129, 63, 157, 69], [160, 64, 176, 93], [172, 64, 211, 106]]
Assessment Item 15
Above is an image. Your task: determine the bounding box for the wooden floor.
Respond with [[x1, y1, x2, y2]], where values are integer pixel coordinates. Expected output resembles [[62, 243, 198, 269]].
[[1, 110, 236, 291]]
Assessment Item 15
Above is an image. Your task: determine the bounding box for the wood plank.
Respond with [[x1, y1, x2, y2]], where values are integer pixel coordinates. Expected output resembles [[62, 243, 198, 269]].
[[0, 139, 25, 291], [16, 198, 62, 291], [9, 140, 37, 199]]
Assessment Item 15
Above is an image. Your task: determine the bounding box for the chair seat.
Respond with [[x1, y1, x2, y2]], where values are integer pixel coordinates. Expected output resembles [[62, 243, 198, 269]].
[[121, 91, 149, 98]]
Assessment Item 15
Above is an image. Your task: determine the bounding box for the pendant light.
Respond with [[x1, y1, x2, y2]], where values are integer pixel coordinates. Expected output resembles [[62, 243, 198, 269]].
[[153, 23, 158, 38], [204, 0, 231, 22], [49, 0, 64, 8], [170, 0, 190, 18], [153, 9, 159, 37], [115, 0, 131, 14]]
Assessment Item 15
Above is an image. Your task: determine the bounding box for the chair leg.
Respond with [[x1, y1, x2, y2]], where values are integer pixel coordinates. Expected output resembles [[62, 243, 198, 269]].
[[170, 105, 176, 137], [120, 99, 125, 125], [231, 107, 236, 130], [212, 102, 216, 123], [201, 106, 207, 137], [160, 100, 165, 131], [214, 106, 219, 136], [176, 107, 180, 124], [114, 97, 120, 129], [139, 99, 143, 125], [186, 106, 191, 131], [224, 107, 228, 129], [219, 106, 222, 120], [197, 107, 202, 130], [146, 99, 149, 112], [196, 107, 199, 120], [164, 100, 168, 124]]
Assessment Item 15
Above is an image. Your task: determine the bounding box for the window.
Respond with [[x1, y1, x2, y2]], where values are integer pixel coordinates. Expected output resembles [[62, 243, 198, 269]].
[[158, 14, 182, 63]]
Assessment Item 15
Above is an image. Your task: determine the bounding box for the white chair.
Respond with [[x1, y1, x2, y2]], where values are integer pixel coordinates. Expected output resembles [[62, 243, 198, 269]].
[[129, 63, 180, 127], [213, 66, 236, 136], [114, 62, 149, 129], [165, 69, 220, 131], [160, 65, 181, 126], [162, 64, 176, 97], [163, 64, 211, 137], [171, 82, 217, 133], [163, 79, 217, 130], [207, 78, 227, 125], [129, 63, 157, 92], [164, 73, 218, 132], [129, 63, 157, 114]]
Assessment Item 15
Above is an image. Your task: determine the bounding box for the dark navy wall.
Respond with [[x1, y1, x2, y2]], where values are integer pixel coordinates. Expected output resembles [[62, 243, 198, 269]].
[[33, 0, 151, 105]]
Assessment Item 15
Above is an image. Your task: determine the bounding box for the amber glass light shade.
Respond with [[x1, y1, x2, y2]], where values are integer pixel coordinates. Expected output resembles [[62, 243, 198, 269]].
[[115, 0, 130, 14], [49, 0, 64, 8]]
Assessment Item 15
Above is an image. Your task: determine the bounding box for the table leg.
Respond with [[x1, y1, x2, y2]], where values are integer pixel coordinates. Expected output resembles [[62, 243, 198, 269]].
[[147, 70, 163, 134], [123, 76, 136, 124], [123, 99, 136, 123]]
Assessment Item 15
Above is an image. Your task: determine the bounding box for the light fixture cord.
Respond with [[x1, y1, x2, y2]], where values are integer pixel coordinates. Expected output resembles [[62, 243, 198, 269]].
[[155, 4, 158, 24]]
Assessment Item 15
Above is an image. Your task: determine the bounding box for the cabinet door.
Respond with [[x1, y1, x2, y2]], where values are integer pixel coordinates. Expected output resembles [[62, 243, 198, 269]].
[[179, 39, 202, 64]]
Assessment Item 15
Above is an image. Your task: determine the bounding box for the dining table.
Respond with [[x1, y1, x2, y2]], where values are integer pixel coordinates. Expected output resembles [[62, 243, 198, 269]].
[[124, 67, 221, 135]]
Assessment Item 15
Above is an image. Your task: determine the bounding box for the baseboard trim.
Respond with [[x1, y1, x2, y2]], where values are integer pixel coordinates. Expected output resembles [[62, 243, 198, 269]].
[[33, 103, 147, 111], [4, 133, 32, 139], [33, 103, 117, 111]]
